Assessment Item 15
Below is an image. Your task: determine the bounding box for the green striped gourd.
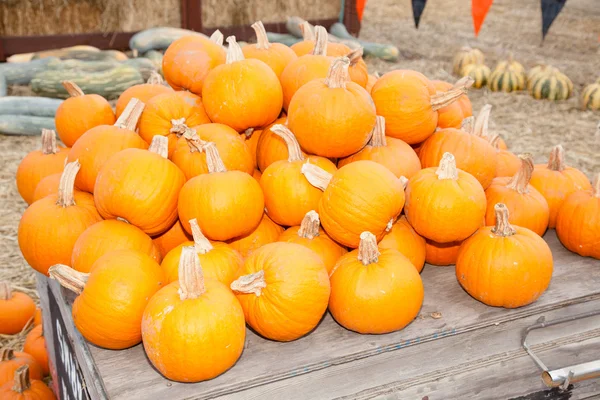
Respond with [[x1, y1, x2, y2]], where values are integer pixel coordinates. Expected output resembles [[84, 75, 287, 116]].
[[452, 47, 484, 76], [581, 78, 600, 110], [489, 57, 526, 93], [528, 66, 573, 101], [461, 63, 491, 88], [0, 115, 55, 135]]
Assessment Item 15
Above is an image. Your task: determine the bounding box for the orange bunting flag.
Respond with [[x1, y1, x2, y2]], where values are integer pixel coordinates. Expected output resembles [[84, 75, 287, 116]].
[[472, 0, 494, 36], [356, 0, 367, 22]]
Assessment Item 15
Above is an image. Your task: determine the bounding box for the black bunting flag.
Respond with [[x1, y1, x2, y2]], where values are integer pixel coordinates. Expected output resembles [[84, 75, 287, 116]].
[[412, 0, 428, 28], [541, 0, 568, 39]]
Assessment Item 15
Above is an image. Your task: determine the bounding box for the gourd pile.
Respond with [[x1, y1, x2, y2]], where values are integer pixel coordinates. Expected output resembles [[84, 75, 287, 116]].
[[6, 20, 600, 385]]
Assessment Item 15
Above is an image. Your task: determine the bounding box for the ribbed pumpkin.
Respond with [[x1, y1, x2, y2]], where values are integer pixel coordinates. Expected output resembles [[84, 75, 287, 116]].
[[371, 73, 473, 144], [54, 81, 116, 147], [161, 218, 243, 285], [203, 36, 282, 132], [329, 232, 424, 334], [287, 57, 376, 158], [23, 325, 48, 376], [142, 246, 245, 382], [16, 129, 69, 205], [556, 174, 600, 259], [405, 153, 486, 242], [528, 66, 573, 101], [302, 160, 405, 248], [0, 283, 36, 335], [171, 123, 254, 180], [366, 73, 378, 93], [347, 47, 368, 88], [115, 72, 172, 117], [529, 145, 591, 228], [456, 204, 553, 308], [452, 46, 484, 76], [256, 117, 299, 172], [425, 239, 462, 266], [231, 242, 330, 341], [290, 22, 352, 57], [31, 173, 61, 203], [461, 63, 491, 89], [489, 58, 526, 93], [227, 213, 284, 258], [178, 143, 264, 240], [152, 219, 192, 258], [431, 80, 466, 129], [33, 308, 42, 326], [68, 98, 149, 193], [71, 220, 161, 273], [0, 365, 55, 400], [243, 128, 262, 168], [338, 116, 421, 179], [0, 350, 43, 386], [492, 135, 521, 177], [162, 33, 226, 95], [18, 161, 102, 275], [581, 78, 600, 110], [378, 216, 426, 272], [49, 250, 165, 349], [484, 154, 550, 236], [242, 21, 297, 78], [260, 125, 337, 226], [457, 92, 473, 117], [278, 211, 347, 274]]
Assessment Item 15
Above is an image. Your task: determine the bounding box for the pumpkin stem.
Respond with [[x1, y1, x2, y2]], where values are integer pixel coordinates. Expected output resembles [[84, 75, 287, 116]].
[[325, 57, 350, 89], [56, 160, 80, 207], [506, 154, 534, 194], [189, 218, 213, 254], [297, 210, 320, 239], [251, 21, 270, 50], [244, 128, 254, 138], [271, 124, 305, 162], [48, 264, 89, 295], [178, 246, 206, 300], [148, 135, 169, 158], [62, 81, 84, 97], [312, 26, 328, 56], [41, 129, 59, 155], [436, 153, 459, 180], [399, 176, 409, 189], [210, 29, 224, 47], [369, 116, 387, 147], [299, 21, 315, 40], [592, 174, 600, 198], [226, 36, 245, 64], [301, 160, 333, 191], [357, 232, 380, 266], [460, 116, 475, 134], [1, 348, 15, 361], [430, 76, 474, 111], [489, 134, 502, 149], [230, 270, 267, 296], [473, 104, 492, 138], [491, 203, 516, 237], [114, 98, 145, 131], [12, 365, 31, 393], [0, 281, 12, 300], [170, 117, 196, 138], [347, 47, 364, 66], [203, 142, 227, 173], [146, 71, 164, 85], [547, 144, 566, 171]]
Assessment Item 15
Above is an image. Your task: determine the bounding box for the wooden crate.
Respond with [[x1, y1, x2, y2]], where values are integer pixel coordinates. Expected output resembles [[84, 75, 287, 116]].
[[37, 230, 600, 399]]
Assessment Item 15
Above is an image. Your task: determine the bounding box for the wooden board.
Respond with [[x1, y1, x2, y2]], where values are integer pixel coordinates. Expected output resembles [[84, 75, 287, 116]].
[[45, 230, 600, 399]]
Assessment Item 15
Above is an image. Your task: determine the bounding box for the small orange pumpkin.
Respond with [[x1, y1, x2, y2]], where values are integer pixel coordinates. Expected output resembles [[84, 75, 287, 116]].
[[54, 81, 115, 147], [0, 365, 55, 400], [431, 80, 466, 129], [242, 21, 297, 78], [256, 117, 300, 172], [115, 72, 173, 117], [23, 325, 49, 376], [329, 232, 424, 334], [152, 219, 192, 258], [243, 128, 262, 168], [290, 22, 352, 57], [252, 169, 262, 182], [456, 203, 553, 308], [0, 350, 43, 386], [33, 308, 42, 326], [31, 173, 61, 203], [227, 213, 284, 258], [347, 47, 368, 88], [492, 135, 520, 177], [365, 73, 379, 93], [0, 282, 36, 335], [457, 94, 473, 117], [425, 239, 462, 266], [378, 216, 426, 272]]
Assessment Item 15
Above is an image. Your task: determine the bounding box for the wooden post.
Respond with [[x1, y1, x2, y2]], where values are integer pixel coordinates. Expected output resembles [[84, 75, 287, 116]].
[[181, 0, 203, 32], [343, 0, 361, 36]]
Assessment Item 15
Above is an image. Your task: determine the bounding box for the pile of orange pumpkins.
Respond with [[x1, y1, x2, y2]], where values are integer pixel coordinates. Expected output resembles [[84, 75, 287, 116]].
[[5, 20, 599, 387]]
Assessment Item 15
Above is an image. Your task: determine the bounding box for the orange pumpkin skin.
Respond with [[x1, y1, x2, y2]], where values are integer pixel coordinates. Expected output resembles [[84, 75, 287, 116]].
[[162, 35, 226, 95], [71, 220, 161, 273], [31, 173, 61, 203], [425, 239, 462, 266], [495, 149, 521, 177], [152, 219, 192, 258], [0, 365, 56, 400], [242, 22, 297, 78], [256, 117, 298, 172], [365, 74, 378, 93], [33, 308, 42, 326], [291, 40, 351, 57], [280, 54, 332, 111], [0, 284, 36, 335], [243, 129, 262, 169], [432, 80, 465, 129], [23, 325, 49, 376], [378, 216, 426, 272], [231, 242, 330, 341], [456, 204, 553, 308], [457, 94, 473, 117], [227, 213, 284, 258], [115, 83, 172, 118], [0, 351, 43, 386], [252, 169, 262, 182], [329, 233, 424, 334]]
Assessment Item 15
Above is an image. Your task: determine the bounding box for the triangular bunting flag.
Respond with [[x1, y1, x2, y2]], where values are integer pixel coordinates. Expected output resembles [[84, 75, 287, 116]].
[[472, 0, 494, 36], [356, 0, 367, 22], [412, 0, 428, 28], [541, 0, 568, 39]]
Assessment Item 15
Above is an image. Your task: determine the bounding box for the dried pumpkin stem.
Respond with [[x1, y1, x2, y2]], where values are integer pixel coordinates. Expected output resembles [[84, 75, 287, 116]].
[[357, 232, 380, 266], [506, 154, 534, 194], [436, 153, 459, 180], [325, 57, 350, 89], [62, 81, 84, 97], [146, 71, 164, 85], [547, 144, 565, 171], [170, 117, 196, 138], [41, 129, 59, 155], [297, 211, 320, 239], [299, 21, 315, 40], [271, 124, 305, 162], [473, 104, 492, 138], [203, 142, 227, 173], [178, 246, 206, 300], [148, 135, 169, 158], [431, 76, 474, 111], [251, 21, 270, 49], [312, 26, 328, 56], [185, 134, 207, 153], [13, 365, 31, 393], [210, 29, 224, 47], [48, 264, 89, 295], [56, 160, 80, 207], [114, 98, 145, 131], [1, 348, 14, 361], [369, 116, 387, 147], [189, 218, 213, 254], [301, 161, 333, 191], [244, 128, 254, 138], [592, 174, 600, 198], [226, 36, 245, 64], [492, 203, 516, 237], [347, 47, 364, 66], [460, 116, 475, 134], [489, 134, 502, 149], [230, 270, 267, 296], [399, 176, 409, 189], [0, 281, 12, 300]]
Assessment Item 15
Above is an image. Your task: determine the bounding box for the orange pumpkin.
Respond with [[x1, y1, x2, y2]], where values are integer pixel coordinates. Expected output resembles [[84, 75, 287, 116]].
[[365, 73, 378, 93], [425, 239, 462, 266], [243, 128, 262, 168], [94, 136, 186, 236], [16, 129, 69, 205], [371, 73, 473, 144], [338, 116, 421, 179], [161, 218, 243, 285], [256, 117, 299, 172], [485, 154, 550, 236], [178, 142, 264, 240], [142, 246, 246, 382], [49, 250, 165, 349], [18, 161, 102, 275], [302, 160, 405, 248], [115, 72, 173, 117], [54, 81, 115, 147], [227, 213, 284, 258], [290, 22, 352, 57], [492, 135, 520, 177], [457, 94, 473, 117], [287, 56, 376, 158], [68, 98, 149, 193], [329, 232, 424, 334], [0, 282, 36, 335], [252, 169, 262, 182], [556, 174, 600, 259], [0, 350, 43, 386], [456, 203, 553, 308], [23, 325, 49, 376], [378, 216, 426, 272], [33, 308, 42, 326], [432, 80, 466, 129], [278, 210, 347, 274], [405, 152, 486, 242], [242, 21, 297, 78], [530, 145, 591, 228], [231, 242, 330, 341], [0, 365, 55, 400], [152, 219, 192, 258], [347, 47, 368, 88], [31, 173, 61, 203], [203, 36, 282, 132]]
